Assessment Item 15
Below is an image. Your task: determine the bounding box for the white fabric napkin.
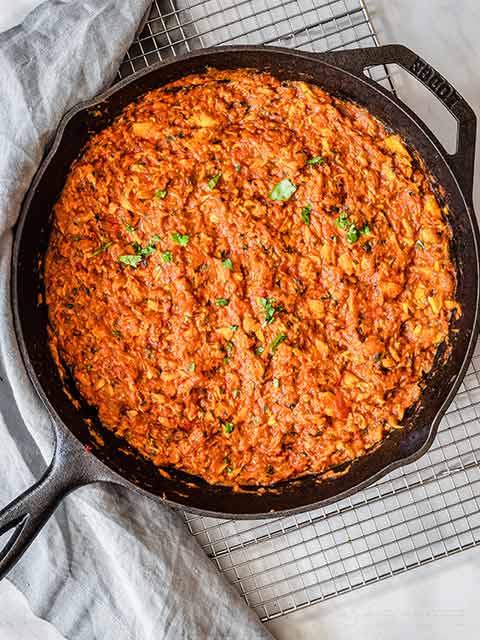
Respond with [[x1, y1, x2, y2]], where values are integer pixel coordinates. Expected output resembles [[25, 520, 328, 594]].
[[0, 1, 273, 638]]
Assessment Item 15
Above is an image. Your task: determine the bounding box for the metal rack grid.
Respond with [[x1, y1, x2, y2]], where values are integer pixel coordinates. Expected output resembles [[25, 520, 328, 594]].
[[117, 0, 480, 623]]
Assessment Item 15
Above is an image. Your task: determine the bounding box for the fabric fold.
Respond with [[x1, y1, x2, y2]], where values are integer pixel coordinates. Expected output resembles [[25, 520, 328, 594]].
[[0, 1, 273, 638]]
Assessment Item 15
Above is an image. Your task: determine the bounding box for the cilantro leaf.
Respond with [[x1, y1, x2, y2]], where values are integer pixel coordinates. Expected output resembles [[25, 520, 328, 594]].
[[208, 172, 222, 190], [261, 297, 284, 325], [119, 254, 142, 268], [162, 251, 173, 263], [222, 257, 233, 270], [270, 333, 287, 353], [216, 298, 229, 307], [172, 232, 189, 246], [155, 190, 167, 199], [223, 422, 234, 434], [306, 156, 325, 165], [301, 203, 311, 225], [269, 179, 296, 201]]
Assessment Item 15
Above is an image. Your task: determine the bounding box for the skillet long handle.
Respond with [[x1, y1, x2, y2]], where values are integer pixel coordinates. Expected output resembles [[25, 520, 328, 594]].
[[320, 44, 476, 202], [0, 431, 91, 579]]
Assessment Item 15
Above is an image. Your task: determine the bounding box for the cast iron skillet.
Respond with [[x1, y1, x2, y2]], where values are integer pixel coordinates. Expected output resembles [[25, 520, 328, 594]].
[[0, 44, 479, 579]]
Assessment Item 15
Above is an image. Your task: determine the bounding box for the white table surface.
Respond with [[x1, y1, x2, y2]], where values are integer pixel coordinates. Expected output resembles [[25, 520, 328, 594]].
[[1, 1, 479, 639]]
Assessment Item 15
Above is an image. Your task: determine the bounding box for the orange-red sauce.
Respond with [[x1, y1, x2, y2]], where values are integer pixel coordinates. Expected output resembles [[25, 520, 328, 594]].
[[45, 69, 457, 486]]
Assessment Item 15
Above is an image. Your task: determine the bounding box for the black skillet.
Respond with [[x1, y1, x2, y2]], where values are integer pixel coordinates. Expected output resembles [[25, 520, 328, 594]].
[[1, 44, 479, 579]]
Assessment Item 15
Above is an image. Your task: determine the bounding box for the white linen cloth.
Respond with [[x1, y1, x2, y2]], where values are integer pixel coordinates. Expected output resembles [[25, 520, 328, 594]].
[[0, 1, 274, 638]]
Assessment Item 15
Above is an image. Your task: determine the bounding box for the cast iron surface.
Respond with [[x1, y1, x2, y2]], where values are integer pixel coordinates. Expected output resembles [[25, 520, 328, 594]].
[[1, 44, 479, 579]]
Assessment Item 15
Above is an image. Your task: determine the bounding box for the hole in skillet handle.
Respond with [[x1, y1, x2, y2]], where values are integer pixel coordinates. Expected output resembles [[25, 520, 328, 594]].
[[317, 44, 476, 204], [0, 428, 101, 580]]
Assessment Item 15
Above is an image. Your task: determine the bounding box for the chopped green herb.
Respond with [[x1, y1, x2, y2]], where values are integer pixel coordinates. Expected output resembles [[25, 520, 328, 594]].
[[336, 211, 370, 244], [261, 297, 284, 325], [301, 203, 312, 225], [226, 341, 234, 354], [232, 388, 240, 399], [235, 164, 241, 172], [72, 235, 82, 242], [346, 224, 359, 244], [273, 377, 280, 388], [306, 155, 325, 165], [112, 329, 122, 338], [222, 257, 233, 270], [335, 211, 349, 230], [171, 232, 189, 246], [119, 254, 142, 268], [216, 298, 230, 307], [270, 332, 287, 353], [86, 364, 92, 372], [230, 325, 239, 332], [162, 251, 173, 263], [155, 189, 167, 199], [123, 235, 161, 266], [207, 172, 222, 190], [125, 224, 135, 233], [269, 178, 297, 201], [91, 241, 112, 257], [223, 422, 234, 434], [223, 356, 229, 364], [416, 239, 425, 250], [256, 345, 265, 356], [188, 362, 196, 372], [65, 302, 74, 309]]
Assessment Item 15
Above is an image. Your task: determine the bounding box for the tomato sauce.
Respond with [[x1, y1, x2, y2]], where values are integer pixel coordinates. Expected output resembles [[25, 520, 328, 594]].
[[45, 69, 457, 486]]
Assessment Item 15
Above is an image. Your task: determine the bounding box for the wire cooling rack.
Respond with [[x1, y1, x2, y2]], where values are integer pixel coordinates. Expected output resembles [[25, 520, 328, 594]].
[[117, 0, 480, 623]]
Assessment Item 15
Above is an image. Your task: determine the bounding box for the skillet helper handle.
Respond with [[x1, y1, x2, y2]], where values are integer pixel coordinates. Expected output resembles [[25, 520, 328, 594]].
[[0, 432, 89, 579], [321, 44, 476, 202]]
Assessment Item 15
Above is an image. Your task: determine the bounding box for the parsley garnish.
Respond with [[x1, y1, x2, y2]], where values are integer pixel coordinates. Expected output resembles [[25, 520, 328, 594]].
[[230, 325, 239, 332], [306, 156, 325, 165], [226, 341, 234, 354], [188, 362, 196, 372], [171, 232, 189, 246], [416, 239, 425, 250], [346, 224, 359, 243], [269, 179, 296, 201], [223, 422, 234, 434], [208, 172, 222, 190], [301, 203, 311, 225], [112, 329, 122, 338], [273, 377, 280, 388], [261, 297, 284, 325], [335, 212, 371, 244], [91, 241, 112, 257], [256, 345, 265, 355], [222, 257, 233, 270], [216, 298, 229, 307], [155, 189, 167, 199], [125, 224, 135, 233], [118, 254, 142, 268], [270, 333, 287, 353], [235, 164, 241, 172], [119, 235, 160, 267], [335, 211, 349, 230], [162, 251, 173, 263]]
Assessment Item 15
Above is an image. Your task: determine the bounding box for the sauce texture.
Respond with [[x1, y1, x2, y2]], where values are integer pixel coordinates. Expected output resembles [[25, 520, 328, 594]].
[[45, 69, 457, 486]]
